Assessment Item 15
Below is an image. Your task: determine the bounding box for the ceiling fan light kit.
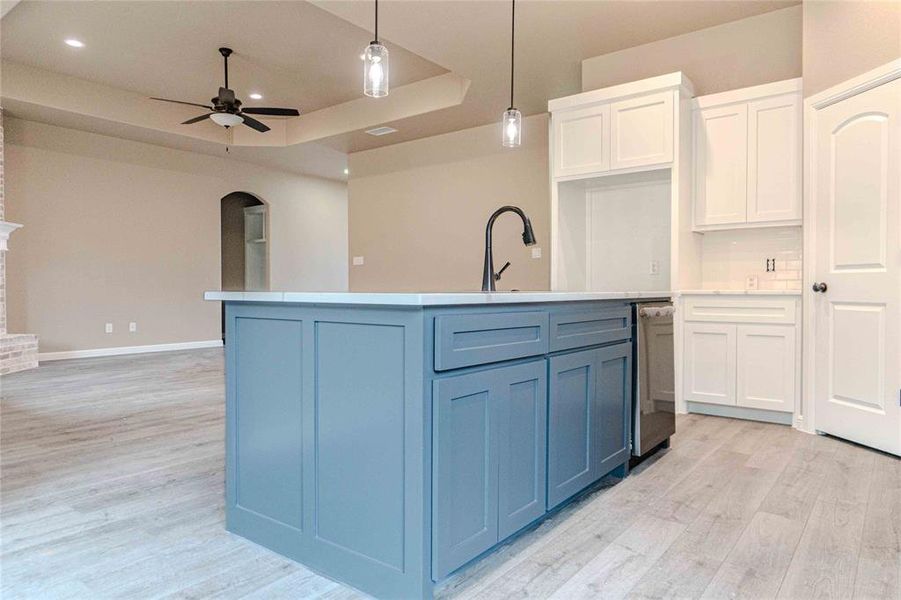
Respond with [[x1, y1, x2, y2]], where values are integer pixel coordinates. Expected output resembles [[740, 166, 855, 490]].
[[150, 46, 300, 134], [210, 113, 243, 127], [363, 0, 389, 98]]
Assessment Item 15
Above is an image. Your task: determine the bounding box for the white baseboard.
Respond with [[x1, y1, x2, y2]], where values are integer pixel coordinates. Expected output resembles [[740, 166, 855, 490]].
[[39, 340, 223, 362]]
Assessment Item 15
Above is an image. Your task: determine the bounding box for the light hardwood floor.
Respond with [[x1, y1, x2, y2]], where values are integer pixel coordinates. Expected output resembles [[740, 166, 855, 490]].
[[1, 349, 897, 599]]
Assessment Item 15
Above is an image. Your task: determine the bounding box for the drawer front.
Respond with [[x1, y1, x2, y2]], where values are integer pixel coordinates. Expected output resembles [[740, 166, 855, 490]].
[[549, 307, 631, 352], [435, 312, 549, 371], [682, 296, 797, 325]]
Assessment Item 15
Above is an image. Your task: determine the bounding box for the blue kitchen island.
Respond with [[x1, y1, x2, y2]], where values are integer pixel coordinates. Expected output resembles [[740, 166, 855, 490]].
[[204, 290, 669, 599]]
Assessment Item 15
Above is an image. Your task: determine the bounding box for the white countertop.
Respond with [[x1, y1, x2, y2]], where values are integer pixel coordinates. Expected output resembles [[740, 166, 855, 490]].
[[204, 290, 673, 306], [678, 289, 802, 296]]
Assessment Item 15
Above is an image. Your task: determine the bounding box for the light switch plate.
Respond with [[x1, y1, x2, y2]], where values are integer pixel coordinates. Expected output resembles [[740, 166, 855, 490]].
[[105, 323, 113, 334], [531, 247, 542, 259], [129, 322, 137, 333], [352, 256, 364, 266]]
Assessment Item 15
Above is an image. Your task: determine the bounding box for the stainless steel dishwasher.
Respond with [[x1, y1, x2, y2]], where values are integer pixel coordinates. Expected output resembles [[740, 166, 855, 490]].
[[632, 302, 676, 457]]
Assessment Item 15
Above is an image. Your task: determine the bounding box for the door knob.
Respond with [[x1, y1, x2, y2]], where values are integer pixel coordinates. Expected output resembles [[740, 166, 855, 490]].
[[812, 282, 828, 293]]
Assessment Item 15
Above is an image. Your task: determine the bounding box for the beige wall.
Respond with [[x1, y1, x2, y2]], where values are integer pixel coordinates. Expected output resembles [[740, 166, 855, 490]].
[[802, 0, 901, 97], [581, 6, 802, 95], [5, 118, 348, 353], [348, 114, 549, 292]]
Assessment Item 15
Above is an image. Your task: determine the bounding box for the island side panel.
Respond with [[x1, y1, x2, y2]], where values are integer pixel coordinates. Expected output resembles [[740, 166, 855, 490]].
[[224, 302, 430, 600]]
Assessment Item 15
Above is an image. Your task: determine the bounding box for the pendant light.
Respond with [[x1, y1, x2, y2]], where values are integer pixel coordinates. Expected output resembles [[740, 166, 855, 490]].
[[502, 0, 521, 147], [363, 0, 389, 97]]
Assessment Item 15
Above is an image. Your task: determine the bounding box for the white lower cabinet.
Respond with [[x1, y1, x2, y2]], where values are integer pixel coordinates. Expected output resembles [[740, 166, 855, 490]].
[[682, 296, 799, 416], [683, 322, 736, 406], [736, 325, 795, 412]]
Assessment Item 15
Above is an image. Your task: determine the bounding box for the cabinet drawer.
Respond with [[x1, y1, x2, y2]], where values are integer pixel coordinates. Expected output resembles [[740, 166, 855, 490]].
[[434, 312, 549, 371], [549, 307, 631, 352], [682, 296, 797, 325]]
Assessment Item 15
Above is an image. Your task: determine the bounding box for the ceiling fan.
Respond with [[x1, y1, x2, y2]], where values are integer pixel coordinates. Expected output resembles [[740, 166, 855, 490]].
[[150, 47, 300, 133]]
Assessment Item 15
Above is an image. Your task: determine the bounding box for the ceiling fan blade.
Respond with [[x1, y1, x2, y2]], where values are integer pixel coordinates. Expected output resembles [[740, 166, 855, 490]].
[[218, 87, 236, 105], [151, 97, 213, 110], [241, 107, 300, 117], [181, 113, 213, 125], [240, 114, 270, 133]]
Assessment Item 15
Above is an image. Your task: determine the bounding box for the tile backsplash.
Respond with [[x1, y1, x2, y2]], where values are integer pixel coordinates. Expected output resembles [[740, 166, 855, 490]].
[[700, 227, 802, 291]]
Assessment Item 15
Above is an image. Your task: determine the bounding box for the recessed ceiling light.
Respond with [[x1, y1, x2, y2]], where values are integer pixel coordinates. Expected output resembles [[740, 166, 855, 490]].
[[249, 93, 263, 100], [365, 126, 398, 137], [65, 39, 85, 48], [343, 168, 349, 175]]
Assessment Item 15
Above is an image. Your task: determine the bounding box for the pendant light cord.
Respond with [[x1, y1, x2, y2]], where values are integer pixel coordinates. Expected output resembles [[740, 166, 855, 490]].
[[374, 0, 379, 42], [509, 0, 515, 109]]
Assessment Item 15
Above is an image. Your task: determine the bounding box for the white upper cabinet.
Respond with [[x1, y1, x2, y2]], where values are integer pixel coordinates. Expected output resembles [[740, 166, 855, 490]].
[[694, 104, 748, 225], [553, 104, 611, 178], [692, 79, 802, 231], [549, 72, 691, 180], [609, 91, 674, 170], [747, 95, 801, 223]]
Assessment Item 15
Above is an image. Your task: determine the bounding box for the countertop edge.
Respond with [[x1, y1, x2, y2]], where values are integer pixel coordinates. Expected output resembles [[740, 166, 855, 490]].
[[203, 290, 675, 306]]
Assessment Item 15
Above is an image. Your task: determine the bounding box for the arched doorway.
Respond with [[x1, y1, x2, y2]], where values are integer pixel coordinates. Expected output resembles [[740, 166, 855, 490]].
[[220, 192, 268, 337], [220, 192, 268, 291]]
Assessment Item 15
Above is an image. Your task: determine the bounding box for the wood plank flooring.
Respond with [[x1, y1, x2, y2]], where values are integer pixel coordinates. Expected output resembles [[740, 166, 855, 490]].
[[1, 349, 897, 599]]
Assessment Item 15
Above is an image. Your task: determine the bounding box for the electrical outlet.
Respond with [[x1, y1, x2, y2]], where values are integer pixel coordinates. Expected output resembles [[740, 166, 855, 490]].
[[746, 275, 759, 290], [352, 256, 364, 266], [649, 260, 660, 275], [531, 247, 542, 259], [105, 323, 113, 334], [129, 322, 137, 333]]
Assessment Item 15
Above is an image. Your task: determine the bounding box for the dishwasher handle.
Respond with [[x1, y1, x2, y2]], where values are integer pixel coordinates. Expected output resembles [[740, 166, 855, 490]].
[[638, 305, 675, 319]]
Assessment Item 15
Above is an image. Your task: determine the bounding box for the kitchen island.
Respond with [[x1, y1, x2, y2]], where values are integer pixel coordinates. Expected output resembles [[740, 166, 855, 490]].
[[204, 291, 670, 599]]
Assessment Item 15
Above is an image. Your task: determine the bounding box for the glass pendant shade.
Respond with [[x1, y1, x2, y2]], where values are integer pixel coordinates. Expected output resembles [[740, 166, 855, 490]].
[[363, 42, 389, 97], [502, 108, 522, 148]]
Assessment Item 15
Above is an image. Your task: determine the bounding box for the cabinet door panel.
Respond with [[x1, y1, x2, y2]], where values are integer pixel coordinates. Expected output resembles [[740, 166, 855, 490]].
[[694, 104, 748, 226], [432, 371, 498, 579], [736, 325, 795, 412], [747, 94, 801, 223], [554, 104, 611, 178], [683, 322, 736, 406], [595, 342, 632, 473], [547, 349, 597, 508], [497, 361, 547, 540], [610, 91, 674, 170]]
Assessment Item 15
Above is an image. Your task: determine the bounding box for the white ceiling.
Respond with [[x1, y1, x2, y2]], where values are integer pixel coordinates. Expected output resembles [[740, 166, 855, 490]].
[[1, 0, 797, 177], [315, 0, 798, 152], [1, 1, 446, 114]]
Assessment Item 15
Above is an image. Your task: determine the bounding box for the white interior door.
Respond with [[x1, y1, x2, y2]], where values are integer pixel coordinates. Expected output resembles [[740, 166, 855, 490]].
[[813, 77, 900, 456]]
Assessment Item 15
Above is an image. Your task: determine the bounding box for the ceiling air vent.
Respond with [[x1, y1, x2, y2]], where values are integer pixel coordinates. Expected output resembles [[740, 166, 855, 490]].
[[365, 126, 398, 137]]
